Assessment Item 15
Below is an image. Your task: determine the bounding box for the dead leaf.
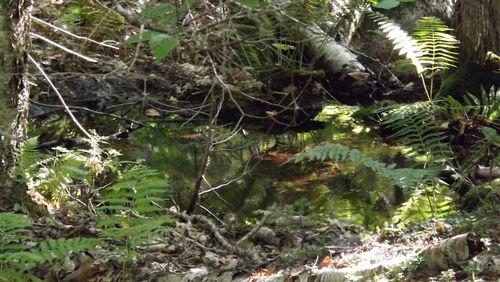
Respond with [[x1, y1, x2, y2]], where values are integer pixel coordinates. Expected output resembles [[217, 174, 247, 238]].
[[145, 108, 161, 117], [320, 256, 333, 268]]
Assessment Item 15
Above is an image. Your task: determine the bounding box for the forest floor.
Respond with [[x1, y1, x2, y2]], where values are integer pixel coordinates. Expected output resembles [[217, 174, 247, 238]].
[[25, 208, 498, 281]]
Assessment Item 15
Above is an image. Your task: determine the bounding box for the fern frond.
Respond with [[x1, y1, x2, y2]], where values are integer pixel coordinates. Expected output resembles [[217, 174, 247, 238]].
[[0, 212, 99, 281], [98, 216, 172, 247], [464, 86, 500, 119], [413, 17, 459, 73], [367, 11, 424, 73], [13, 137, 41, 179], [0, 269, 42, 282], [288, 143, 436, 188], [0, 213, 31, 252], [379, 102, 452, 163], [96, 166, 172, 251], [98, 166, 167, 215], [391, 184, 455, 227]]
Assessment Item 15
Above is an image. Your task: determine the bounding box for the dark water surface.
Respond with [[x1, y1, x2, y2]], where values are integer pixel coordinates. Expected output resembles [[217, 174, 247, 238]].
[[124, 106, 405, 229]]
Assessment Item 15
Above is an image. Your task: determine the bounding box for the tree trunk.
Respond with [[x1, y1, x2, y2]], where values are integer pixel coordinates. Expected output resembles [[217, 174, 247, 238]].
[[0, 0, 31, 197], [455, 0, 500, 65]]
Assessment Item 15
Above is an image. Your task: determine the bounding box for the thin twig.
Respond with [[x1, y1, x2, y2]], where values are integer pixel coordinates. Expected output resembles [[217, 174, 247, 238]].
[[237, 212, 271, 245], [31, 16, 119, 49], [28, 54, 93, 139], [30, 32, 98, 63], [128, 24, 144, 71]]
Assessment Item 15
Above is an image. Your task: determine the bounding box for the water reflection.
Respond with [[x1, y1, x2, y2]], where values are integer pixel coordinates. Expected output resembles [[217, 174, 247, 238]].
[[124, 106, 404, 229]]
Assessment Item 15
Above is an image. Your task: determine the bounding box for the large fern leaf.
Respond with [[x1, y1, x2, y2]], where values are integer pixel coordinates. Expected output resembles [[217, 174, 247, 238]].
[[0, 212, 99, 281], [367, 11, 424, 73], [413, 17, 459, 73], [379, 102, 452, 163], [96, 166, 173, 251], [97, 166, 167, 214]]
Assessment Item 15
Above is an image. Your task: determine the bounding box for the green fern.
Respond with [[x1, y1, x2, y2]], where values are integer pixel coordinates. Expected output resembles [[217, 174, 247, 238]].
[[464, 86, 500, 120], [96, 166, 173, 254], [391, 183, 456, 227], [367, 11, 424, 73], [0, 213, 32, 252], [379, 102, 452, 164], [288, 143, 436, 188], [368, 12, 459, 100], [13, 135, 118, 210], [97, 166, 167, 214], [0, 212, 99, 282], [413, 17, 459, 72], [13, 137, 41, 178]]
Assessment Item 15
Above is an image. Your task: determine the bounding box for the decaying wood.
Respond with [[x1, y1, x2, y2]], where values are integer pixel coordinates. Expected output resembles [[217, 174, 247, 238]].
[[302, 24, 366, 75], [473, 166, 500, 180], [421, 232, 485, 275]]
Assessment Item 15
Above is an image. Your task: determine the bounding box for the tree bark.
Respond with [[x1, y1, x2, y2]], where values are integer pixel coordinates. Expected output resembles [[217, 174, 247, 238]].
[[0, 0, 31, 194], [455, 0, 500, 65], [0, 2, 16, 175]]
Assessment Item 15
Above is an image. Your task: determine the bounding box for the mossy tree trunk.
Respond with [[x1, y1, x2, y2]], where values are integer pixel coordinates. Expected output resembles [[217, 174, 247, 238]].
[[0, 0, 31, 197], [455, 0, 500, 65]]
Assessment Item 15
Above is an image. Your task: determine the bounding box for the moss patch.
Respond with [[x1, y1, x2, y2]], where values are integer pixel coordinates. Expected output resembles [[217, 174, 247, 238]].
[[438, 62, 499, 101], [390, 59, 418, 82]]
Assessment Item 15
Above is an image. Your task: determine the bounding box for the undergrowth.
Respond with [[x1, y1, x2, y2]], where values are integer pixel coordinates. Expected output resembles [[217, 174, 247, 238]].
[[0, 212, 99, 282]]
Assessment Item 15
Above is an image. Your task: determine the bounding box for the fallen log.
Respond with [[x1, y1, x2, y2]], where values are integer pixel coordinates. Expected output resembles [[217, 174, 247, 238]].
[[420, 232, 486, 276]]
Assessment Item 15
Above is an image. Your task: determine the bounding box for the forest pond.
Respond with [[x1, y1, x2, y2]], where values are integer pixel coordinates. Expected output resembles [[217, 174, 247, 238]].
[[122, 105, 407, 230]]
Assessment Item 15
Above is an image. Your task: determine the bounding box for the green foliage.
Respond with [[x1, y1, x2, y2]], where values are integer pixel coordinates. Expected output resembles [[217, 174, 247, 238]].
[[464, 86, 500, 120], [378, 102, 452, 163], [13, 137, 41, 179], [413, 17, 459, 73], [288, 143, 436, 188], [391, 184, 456, 226], [96, 166, 173, 255], [127, 31, 179, 61], [0, 212, 99, 282], [57, 0, 127, 41], [126, 0, 193, 61], [368, 12, 459, 100], [13, 136, 118, 208], [370, 0, 415, 10]]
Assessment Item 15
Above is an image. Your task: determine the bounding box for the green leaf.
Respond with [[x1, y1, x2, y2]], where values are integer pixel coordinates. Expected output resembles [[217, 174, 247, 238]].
[[126, 31, 156, 43], [148, 34, 179, 61], [272, 43, 296, 50], [481, 127, 500, 145], [240, 0, 260, 8], [374, 0, 400, 9], [140, 4, 176, 19]]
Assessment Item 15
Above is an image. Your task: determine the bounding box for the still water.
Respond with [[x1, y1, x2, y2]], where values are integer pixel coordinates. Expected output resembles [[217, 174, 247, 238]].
[[125, 106, 405, 229]]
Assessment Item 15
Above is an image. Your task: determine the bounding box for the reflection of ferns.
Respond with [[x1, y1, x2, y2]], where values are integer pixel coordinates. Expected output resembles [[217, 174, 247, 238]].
[[288, 143, 436, 188], [379, 102, 452, 164], [0, 212, 99, 282]]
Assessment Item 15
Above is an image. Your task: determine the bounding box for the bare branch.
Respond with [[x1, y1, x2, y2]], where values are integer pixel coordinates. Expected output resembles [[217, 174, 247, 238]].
[[31, 16, 119, 50], [30, 32, 98, 63]]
